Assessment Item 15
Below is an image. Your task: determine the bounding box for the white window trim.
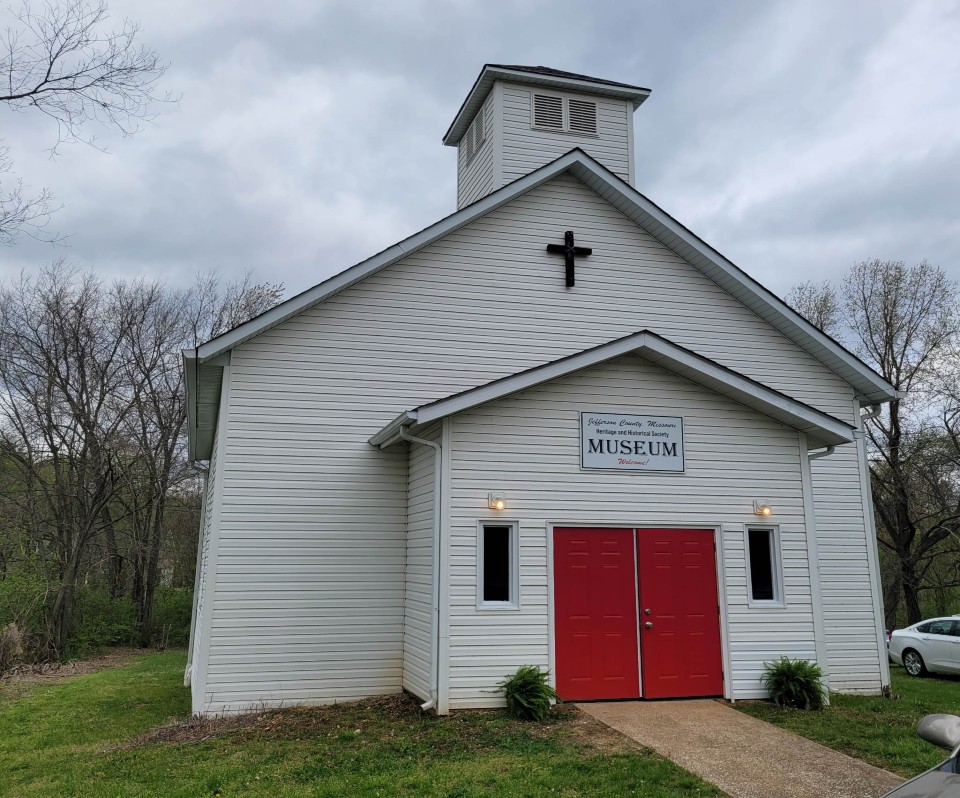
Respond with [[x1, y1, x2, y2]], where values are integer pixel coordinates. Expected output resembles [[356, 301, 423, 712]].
[[529, 90, 599, 137], [744, 525, 785, 608], [477, 520, 520, 611]]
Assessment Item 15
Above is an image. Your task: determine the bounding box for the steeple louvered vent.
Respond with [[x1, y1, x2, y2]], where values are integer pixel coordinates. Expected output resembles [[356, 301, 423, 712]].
[[533, 94, 563, 129], [473, 112, 484, 151], [462, 112, 486, 164], [533, 93, 597, 135], [568, 98, 597, 134]]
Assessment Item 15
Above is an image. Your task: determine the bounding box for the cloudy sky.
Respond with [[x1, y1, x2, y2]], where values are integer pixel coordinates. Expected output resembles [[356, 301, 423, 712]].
[[2, 0, 958, 300]]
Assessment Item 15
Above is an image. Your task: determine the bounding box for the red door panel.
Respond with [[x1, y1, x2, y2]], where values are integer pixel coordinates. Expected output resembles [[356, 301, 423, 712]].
[[637, 529, 723, 699], [553, 528, 640, 701]]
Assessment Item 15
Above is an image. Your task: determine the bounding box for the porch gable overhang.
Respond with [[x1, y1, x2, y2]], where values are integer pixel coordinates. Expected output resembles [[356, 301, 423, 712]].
[[369, 330, 857, 451]]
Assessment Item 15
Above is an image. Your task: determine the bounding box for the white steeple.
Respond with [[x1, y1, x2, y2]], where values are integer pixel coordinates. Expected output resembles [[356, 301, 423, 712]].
[[443, 65, 651, 209]]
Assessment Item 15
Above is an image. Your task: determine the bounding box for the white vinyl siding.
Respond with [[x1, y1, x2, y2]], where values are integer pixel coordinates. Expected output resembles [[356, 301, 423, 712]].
[[403, 422, 440, 701], [501, 83, 630, 184], [189, 425, 220, 707], [194, 169, 884, 713], [811, 446, 884, 690], [457, 93, 496, 209], [445, 353, 816, 707]]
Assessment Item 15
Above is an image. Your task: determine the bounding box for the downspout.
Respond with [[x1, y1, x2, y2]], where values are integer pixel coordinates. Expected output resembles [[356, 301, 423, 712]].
[[184, 462, 209, 686], [808, 402, 880, 462], [399, 424, 442, 713]]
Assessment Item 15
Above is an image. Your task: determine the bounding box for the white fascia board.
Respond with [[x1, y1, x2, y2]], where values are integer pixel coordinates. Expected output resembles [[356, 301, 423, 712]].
[[417, 332, 650, 425], [183, 348, 199, 462], [638, 335, 855, 447], [566, 158, 899, 404], [195, 150, 585, 364], [372, 331, 855, 449]]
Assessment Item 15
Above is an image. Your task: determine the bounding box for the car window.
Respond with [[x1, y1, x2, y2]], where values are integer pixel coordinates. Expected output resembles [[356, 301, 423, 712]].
[[916, 622, 932, 633], [923, 620, 954, 635], [950, 621, 960, 638]]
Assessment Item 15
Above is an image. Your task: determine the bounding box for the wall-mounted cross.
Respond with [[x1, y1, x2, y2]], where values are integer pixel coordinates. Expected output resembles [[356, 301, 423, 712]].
[[546, 230, 592, 288]]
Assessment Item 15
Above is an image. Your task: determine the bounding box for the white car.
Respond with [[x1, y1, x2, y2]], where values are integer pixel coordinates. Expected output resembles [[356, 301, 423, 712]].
[[889, 616, 960, 677]]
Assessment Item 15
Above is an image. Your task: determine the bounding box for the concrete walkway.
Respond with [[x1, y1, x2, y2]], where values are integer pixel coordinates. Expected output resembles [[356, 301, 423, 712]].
[[579, 700, 905, 798]]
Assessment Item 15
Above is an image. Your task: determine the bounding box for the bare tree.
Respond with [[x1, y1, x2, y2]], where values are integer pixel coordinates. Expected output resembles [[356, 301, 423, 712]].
[[0, 144, 58, 244], [791, 260, 960, 627], [113, 275, 281, 643], [0, 0, 169, 244], [787, 279, 842, 336], [0, 263, 146, 652], [0, 264, 282, 657], [105, 272, 282, 645]]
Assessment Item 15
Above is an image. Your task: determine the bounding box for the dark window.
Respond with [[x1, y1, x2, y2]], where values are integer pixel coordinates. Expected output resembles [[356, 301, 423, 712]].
[[926, 620, 954, 636], [748, 528, 775, 602], [483, 525, 512, 603], [917, 622, 932, 633]]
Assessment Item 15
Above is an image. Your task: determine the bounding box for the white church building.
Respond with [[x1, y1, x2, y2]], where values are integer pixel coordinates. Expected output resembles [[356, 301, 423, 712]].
[[184, 64, 898, 715]]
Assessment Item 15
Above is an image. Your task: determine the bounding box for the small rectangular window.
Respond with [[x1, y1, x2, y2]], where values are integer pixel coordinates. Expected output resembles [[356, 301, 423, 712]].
[[747, 527, 781, 604], [478, 522, 518, 608]]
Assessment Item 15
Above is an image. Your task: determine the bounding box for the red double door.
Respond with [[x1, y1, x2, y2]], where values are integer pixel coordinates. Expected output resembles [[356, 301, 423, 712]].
[[553, 527, 723, 701]]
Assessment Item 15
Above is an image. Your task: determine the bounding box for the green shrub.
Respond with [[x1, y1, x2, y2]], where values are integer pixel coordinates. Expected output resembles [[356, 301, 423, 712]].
[[64, 589, 138, 659], [496, 665, 559, 721], [761, 656, 826, 710], [151, 587, 193, 647], [0, 566, 50, 664]]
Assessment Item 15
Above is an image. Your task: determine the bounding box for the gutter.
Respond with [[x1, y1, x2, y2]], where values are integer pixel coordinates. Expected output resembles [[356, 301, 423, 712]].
[[398, 423, 442, 713]]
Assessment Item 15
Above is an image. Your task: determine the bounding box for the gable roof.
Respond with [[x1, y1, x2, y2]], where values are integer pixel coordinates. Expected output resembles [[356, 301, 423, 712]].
[[369, 330, 857, 450], [489, 65, 650, 91], [443, 64, 651, 146], [190, 148, 897, 403]]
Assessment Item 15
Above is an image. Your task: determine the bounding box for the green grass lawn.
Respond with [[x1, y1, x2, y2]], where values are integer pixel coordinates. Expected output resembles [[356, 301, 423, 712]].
[[737, 667, 960, 778], [0, 651, 722, 797]]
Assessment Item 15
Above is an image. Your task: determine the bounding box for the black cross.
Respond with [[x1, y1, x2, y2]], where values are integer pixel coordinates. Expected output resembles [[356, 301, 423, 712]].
[[546, 230, 592, 287]]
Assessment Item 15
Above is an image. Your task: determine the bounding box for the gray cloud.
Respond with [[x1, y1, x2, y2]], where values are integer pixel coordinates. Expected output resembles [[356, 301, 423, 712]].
[[1, 0, 958, 299]]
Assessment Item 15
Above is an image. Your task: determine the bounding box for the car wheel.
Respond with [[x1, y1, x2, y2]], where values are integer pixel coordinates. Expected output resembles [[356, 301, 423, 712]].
[[903, 649, 927, 677]]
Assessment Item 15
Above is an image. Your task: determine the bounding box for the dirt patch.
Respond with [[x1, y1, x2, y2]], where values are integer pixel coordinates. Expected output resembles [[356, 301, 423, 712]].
[[1, 647, 165, 685], [126, 693, 426, 748], [124, 693, 642, 756], [547, 705, 646, 755]]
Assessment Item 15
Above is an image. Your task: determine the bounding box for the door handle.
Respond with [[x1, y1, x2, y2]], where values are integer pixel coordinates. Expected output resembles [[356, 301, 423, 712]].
[[644, 621, 654, 629]]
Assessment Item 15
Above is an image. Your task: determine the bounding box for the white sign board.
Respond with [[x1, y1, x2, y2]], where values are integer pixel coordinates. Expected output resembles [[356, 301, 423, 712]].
[[580, 412, 684, 472]]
